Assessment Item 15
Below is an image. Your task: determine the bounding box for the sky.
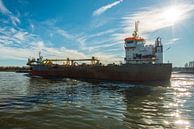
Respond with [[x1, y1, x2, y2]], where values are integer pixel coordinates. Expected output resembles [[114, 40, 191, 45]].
[[0, 0, 194, 67]]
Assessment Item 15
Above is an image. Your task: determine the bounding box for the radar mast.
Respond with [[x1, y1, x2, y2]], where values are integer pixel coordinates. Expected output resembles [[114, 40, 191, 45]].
[[132, 21, 139, 38]]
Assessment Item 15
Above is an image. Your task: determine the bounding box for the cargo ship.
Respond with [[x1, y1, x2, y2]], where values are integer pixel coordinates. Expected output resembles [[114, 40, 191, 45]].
[[27, 21, 172, 82]]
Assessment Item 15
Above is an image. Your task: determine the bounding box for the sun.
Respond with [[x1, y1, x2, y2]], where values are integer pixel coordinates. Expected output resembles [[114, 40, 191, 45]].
[[163, 6, 182, 24]]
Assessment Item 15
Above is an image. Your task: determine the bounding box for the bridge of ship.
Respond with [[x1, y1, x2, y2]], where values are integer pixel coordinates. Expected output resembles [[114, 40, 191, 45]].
[[124, 37, 145, 47]]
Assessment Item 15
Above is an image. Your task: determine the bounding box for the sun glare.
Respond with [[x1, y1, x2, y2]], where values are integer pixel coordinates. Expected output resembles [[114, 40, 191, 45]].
[[163, 6, 182, 24]]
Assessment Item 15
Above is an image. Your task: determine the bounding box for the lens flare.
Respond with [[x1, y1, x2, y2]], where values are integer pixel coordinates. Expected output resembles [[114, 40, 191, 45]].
[[163, 6, 182, 24]]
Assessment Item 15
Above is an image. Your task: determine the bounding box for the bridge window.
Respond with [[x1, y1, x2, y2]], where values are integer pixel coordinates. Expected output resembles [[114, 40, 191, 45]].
[[137, 41, 144, 45], [126, 40, 134, 44]]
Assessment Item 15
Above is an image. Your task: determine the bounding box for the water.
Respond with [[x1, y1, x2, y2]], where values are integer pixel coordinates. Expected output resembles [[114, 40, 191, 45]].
[[0, 72, 194, 129]]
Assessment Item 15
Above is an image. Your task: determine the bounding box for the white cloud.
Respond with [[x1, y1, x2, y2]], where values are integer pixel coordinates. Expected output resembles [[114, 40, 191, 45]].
[[76, 34, 90, 47], [0, 28, 122, 65], [0, 45, 35, 60], [0, 0, 20, 26], [88, 42, 121, 51], [88, 29, 117, 39], [0, 41, 87, 61], [13, 31, 28, 41], [0, 0, 10, 14], [55, 28, 88, 49], [113, 2, 194, 44], [35, 45, 87, 60], [166, 38, 180, 45], [0, 42, 122, 65], [0, 26, 87, 63], [93, 0, 123, 16], [10, 15, 20, 26], [0, 14, 125, 65], [56, 29, 74, 39], [30, 23, 35, 30], [0, 27, 36, 47], [46, 23, 120, 54], [92, 52, 122, 64]]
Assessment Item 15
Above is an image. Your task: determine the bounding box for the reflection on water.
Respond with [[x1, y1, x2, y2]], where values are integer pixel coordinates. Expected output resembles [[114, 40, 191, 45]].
[[170, 73, 194, 128], [0, 72, 194, 128]]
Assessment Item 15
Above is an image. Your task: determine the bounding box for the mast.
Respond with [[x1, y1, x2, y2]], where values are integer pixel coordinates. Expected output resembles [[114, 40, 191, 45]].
[[132, 21, 139, 38]]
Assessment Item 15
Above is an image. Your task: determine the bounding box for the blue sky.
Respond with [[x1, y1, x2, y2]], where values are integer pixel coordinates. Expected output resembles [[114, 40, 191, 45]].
[[0, 0, 194, 66]]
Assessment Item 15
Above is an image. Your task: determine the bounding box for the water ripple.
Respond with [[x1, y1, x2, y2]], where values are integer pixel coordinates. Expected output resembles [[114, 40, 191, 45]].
[[0, 72, 194, 128]]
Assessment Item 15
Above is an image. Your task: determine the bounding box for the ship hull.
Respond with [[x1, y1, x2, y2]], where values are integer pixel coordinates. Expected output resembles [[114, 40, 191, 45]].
[[29, 64, 172, 82]]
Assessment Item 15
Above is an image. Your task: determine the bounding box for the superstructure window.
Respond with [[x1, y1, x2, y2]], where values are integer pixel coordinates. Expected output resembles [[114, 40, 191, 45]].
[[126, 40, 134, 44], [137, 41, 144, 45]]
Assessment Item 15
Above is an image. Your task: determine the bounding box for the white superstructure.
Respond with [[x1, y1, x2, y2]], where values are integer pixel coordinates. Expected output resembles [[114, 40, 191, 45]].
[[124, 21, 163, 64]]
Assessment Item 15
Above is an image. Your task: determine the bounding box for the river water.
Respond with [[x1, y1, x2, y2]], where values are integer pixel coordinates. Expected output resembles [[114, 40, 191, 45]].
[[0, 72, 193, 129]]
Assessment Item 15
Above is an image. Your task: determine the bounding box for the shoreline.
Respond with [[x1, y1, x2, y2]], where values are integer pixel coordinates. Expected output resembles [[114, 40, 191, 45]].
[[0, 66, 30, 72]]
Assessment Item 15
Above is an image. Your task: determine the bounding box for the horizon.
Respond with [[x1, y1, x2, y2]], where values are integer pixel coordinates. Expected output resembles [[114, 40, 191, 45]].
[[1, 0, 194, 67]]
